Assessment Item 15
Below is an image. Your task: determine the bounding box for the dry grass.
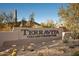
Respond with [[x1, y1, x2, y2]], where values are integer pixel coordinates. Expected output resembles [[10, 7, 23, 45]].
[[0, 24, 12, 31]]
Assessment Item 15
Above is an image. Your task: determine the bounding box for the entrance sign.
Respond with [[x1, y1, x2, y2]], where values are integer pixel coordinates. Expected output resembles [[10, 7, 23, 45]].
[[13, 28, 62, 39], [0, 28, 62, 47]]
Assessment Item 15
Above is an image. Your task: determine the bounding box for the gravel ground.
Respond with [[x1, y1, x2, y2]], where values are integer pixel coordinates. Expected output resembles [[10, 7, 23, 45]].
[[0, 39, 79, 56]]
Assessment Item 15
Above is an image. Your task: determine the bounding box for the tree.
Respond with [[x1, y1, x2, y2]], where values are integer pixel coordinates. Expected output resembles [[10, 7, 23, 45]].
[[58, 4, 79, 32], [20, 18, 27, 27], [29, 12, 35, 22], [0, 11, 15, 31], [27, 13, 35, 28], [41, 22, 47, 28], [41, 19, 55, 28], [47, 19, 55, 28], [0, 15, 4, 23]]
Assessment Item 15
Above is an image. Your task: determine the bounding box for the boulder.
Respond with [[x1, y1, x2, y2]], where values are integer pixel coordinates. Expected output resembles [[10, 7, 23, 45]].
[[27, 45, 34, 51]]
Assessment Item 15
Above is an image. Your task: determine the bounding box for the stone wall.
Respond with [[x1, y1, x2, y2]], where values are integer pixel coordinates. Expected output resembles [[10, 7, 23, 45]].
[[0, 28, 62, 50], [0, 31, 18, 47]]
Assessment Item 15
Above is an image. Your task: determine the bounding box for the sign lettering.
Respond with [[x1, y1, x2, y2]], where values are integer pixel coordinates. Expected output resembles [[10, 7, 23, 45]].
[[21, 29, 60, 38]]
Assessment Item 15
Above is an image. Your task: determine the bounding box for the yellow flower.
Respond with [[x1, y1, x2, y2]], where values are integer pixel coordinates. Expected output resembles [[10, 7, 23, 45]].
[[11, 51, 17, 56]]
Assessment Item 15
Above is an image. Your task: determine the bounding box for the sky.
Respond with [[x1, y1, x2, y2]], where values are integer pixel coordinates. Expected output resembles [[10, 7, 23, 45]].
[[0, 3, 68, 23]]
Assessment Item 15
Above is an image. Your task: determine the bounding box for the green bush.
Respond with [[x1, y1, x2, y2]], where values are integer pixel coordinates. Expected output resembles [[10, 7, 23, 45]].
[[72, 51, 79, 56]]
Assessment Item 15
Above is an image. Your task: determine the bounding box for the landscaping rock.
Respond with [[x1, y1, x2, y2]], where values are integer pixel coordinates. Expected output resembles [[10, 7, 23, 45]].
[[27, 45, 34, 51]]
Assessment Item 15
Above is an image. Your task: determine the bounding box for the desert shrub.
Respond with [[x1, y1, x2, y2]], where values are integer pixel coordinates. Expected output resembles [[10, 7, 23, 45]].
[[71, 32, 79, 39], [72, 51, 79, 56]]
